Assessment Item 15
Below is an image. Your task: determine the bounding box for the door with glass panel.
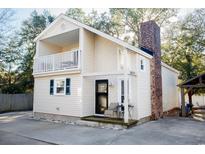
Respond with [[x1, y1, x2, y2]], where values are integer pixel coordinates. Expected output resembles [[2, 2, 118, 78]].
[[95, 80, 108, 114]]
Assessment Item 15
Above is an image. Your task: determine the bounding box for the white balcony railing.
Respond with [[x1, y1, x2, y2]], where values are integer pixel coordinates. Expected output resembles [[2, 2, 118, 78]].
[[33, 49, 80, 74]]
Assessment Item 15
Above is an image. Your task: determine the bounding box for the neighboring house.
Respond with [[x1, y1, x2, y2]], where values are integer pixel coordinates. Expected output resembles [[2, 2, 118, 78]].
[[33, 14, 179, 123]]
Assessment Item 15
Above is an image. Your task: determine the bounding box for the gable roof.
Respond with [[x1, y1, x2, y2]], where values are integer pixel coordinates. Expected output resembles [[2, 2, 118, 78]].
[[34, 14, 152, 59]]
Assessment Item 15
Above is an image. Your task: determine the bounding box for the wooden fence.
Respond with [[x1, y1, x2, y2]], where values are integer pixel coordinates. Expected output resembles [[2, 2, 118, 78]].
[[0, 94, 33, 113]]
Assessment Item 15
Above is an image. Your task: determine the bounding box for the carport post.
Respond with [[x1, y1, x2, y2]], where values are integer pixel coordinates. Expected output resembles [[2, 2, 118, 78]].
[[181, 87, 186, 117]]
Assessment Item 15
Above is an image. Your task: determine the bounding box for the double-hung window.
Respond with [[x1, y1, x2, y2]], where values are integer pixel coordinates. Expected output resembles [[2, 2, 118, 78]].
[[55, 79, 66, 95], [50, 78, 71, 95]]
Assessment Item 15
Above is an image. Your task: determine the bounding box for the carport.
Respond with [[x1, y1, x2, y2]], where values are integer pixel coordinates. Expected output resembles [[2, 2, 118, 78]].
[[178, 73, 205, 117]]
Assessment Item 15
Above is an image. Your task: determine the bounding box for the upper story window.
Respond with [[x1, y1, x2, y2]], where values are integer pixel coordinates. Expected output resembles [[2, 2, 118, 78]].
[[118, 48, 124, 70], [140, 59, 145, 71]]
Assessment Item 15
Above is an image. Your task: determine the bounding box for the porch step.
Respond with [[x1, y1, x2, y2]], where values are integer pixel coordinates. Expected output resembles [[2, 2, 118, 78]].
[[193, 110, 205, 114], [81, 116, 138, 128], [192, 107, 205, 121], [192, 115, 205, 122], [76, 120, 127, 130], [192, 112, 205, 122]]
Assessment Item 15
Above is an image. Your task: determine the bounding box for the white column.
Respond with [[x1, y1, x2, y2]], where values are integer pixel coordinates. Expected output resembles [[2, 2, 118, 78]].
[[79, 28, 84, 72], [123, 48, 129, 123]]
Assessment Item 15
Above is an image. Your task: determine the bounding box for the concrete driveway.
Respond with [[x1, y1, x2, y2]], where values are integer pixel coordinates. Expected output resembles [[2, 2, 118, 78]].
[[0, 112, 205, 145]]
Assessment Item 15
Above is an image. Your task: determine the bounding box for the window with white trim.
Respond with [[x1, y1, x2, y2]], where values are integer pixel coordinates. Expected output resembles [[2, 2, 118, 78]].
[[118, 48, 124, 70], [55, 79, 66, 95], [50, 78, 71, 95]]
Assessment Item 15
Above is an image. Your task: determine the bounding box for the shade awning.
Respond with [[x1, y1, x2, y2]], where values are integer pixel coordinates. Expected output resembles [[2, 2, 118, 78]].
[[177, 72, 205, 89]]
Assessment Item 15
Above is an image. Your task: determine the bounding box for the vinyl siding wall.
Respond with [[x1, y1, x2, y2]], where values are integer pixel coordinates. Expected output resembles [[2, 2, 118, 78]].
[[81, 29, 121, 116], [162, 66, 179, 111], [81, 29, 95, 116], [94, 35, 119, 72], [81, 29, 95, 73], [33, 74, 82, 117], [135, 54, 152, 119], [41, 18, 79, 39], [38, 41, 62, 56]]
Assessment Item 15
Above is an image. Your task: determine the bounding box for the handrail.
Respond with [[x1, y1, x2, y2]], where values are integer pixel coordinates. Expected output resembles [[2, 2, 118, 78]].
[[33, 49, 80, 74]]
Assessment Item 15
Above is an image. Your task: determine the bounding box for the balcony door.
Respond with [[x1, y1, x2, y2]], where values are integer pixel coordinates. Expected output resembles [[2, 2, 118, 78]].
[[95, 80, 108, 114]]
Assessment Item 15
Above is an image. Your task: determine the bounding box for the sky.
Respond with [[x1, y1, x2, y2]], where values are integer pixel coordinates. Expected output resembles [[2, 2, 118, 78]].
[[12, 8, 108, 30], [9, 8, 194, 32]]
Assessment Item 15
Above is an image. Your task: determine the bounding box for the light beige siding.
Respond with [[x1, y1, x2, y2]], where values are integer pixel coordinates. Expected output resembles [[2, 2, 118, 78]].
[[82, 76, 119, 116], [94, 35, 119, 72], [82, 29, 123, 74], [129, 75, 138, 119], [136, 54, 151, 119], [162, 66, 179, 111], [33, 74, 82, 117], [82, 29, 95, 73], [38, 41, 62, 56], [41, 18, 79, 39], [62, 43, 79, 52], [128, 51, 137, 72], [82, 78, 95, 116]]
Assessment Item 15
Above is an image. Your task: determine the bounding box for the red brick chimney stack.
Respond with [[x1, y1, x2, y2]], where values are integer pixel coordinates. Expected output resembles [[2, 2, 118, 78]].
[[139, 21, 163, 120]]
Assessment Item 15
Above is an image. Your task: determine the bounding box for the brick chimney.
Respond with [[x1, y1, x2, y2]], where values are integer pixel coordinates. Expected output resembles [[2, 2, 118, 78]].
[[139, 21, 163, 120]]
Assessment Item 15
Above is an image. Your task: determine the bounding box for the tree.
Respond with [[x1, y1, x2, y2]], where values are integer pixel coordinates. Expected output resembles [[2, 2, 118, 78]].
[[0, 9, 14, 41], [162, 9, 205, 81], [65, 8, 178, 46], [0, 9, 14, 66], [17, 10, 55, 93], [108, 8, 178, 45], [87, 10, 124, 38], [0, 9, 15, 93], [65, 8, 87, 23], [0, 35, 22, 93]]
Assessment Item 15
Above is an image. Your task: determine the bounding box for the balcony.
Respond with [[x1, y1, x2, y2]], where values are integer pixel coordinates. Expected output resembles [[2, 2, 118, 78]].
[[33, 49, 80, 74]]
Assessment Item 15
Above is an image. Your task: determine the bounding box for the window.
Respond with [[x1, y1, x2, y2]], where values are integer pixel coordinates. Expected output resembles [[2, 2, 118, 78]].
[[55, 79, 65, 95], [50, 78, 71, 95], [118, 49, 124, 70], [140, 59, 144, 70], [118, 79, 131, 104], [97, 83, 107, 93]]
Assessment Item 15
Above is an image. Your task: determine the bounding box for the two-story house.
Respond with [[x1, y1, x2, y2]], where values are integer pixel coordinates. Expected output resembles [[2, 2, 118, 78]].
[[33, 14, 179, 124]]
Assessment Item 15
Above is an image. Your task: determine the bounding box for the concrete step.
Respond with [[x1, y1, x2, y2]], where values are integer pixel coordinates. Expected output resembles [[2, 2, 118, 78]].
[[192, 110, 205, 114], [193, 113, 205, 118], [192, 115, 205, 122], [192, 112, 205, 121]]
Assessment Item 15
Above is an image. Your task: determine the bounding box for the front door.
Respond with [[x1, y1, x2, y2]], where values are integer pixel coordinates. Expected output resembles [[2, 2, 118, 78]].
[[95, 80, 108, 114]]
